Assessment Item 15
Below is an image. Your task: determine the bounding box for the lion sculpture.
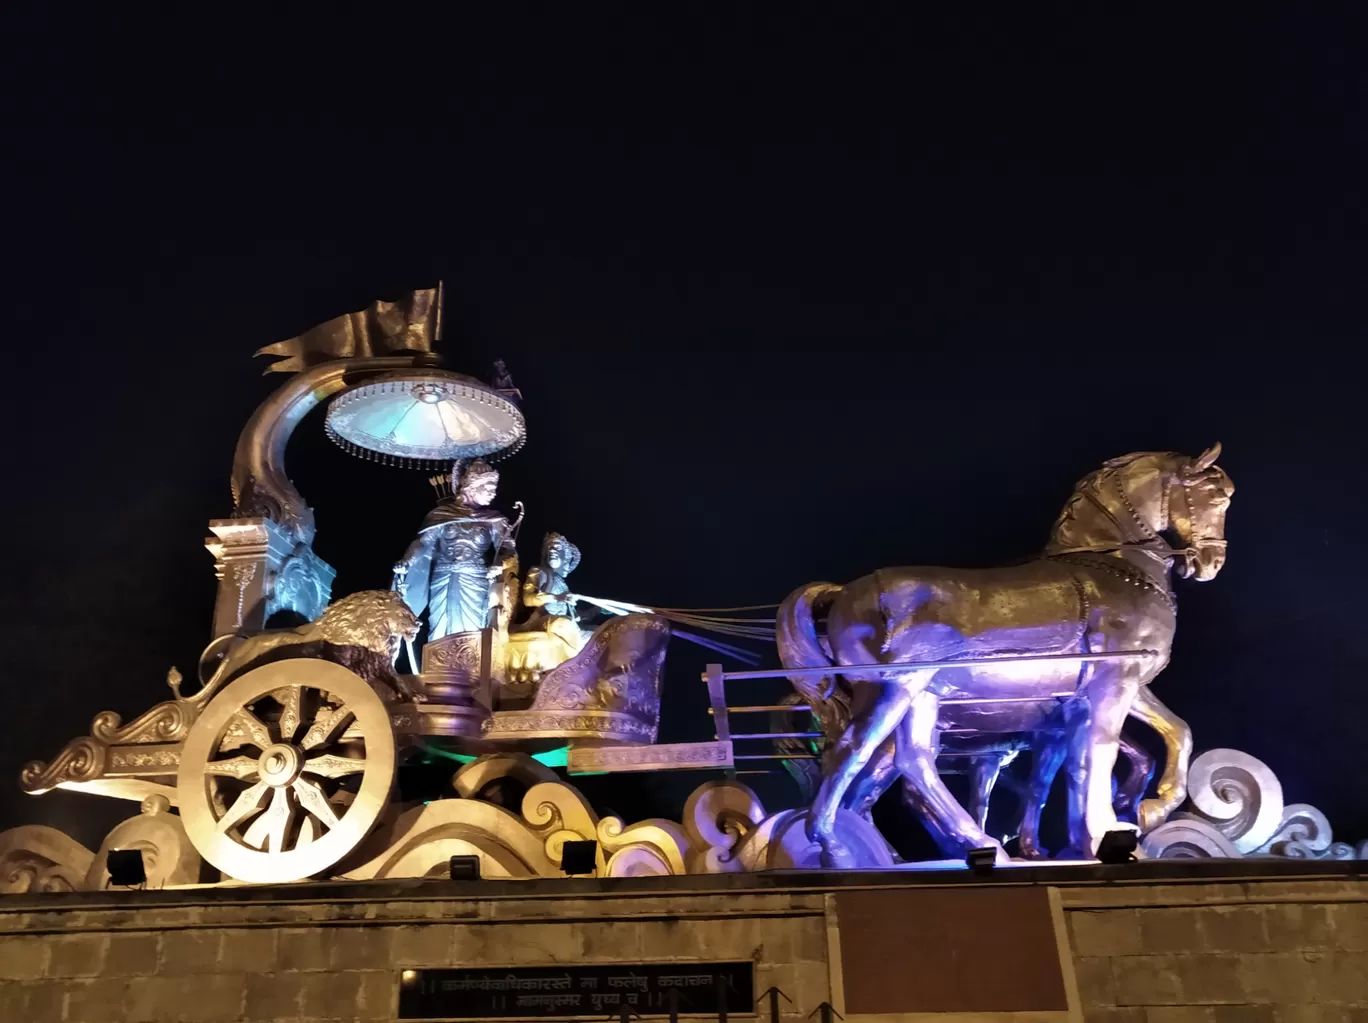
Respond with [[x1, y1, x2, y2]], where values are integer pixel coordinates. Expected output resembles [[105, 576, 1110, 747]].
[[183, 590, 423, 707]]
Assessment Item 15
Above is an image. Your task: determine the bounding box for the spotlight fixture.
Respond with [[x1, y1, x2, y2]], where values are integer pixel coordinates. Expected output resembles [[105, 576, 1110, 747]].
[[449, 855, 481, 881], [1096, 830, 1140, 864], [560, 840, 598, 876], [965, 846, 997, 873], [106, 849, 147, 887]]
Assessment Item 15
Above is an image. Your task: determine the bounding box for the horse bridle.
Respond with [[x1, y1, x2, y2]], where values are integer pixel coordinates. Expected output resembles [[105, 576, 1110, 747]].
[[1047, 467, 1225, 568]]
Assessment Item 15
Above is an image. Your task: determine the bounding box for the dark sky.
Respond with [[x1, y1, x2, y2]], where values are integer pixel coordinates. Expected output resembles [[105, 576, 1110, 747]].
[[4, 9, 1368, 853]]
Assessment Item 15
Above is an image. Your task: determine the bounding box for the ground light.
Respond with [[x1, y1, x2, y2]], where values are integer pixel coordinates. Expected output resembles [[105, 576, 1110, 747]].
[[106, 849, 146, 887]]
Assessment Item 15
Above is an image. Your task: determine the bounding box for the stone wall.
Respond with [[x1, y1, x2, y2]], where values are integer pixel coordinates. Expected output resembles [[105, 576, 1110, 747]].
[[0, 886, 830, 1023], [2, 872, 1365, 1023], [1062, 877, 1368, 1022]]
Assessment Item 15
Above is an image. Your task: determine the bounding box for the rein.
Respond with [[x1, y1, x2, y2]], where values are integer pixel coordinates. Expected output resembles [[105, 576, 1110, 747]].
[[1044, 474, 1225, 564]]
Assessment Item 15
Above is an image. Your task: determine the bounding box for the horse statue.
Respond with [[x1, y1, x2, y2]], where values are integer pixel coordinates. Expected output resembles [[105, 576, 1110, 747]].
[[775, 685, 1175, 858], [778, 445, 1232, 865]]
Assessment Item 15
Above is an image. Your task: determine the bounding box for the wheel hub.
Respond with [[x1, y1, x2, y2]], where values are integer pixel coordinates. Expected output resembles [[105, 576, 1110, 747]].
[[258, 743, 302, 787]]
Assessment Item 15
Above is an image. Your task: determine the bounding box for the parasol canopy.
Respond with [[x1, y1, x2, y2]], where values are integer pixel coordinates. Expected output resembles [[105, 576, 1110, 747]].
[[324, 370, 526, 468]]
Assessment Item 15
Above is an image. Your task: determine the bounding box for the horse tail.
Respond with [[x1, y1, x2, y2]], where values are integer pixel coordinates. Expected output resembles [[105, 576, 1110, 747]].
[[777, 582, 852, 740], [771, 689, 822, 801], [778, 581, 839, 670]]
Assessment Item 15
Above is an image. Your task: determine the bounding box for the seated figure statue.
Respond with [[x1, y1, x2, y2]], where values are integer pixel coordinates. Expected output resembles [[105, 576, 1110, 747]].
[[505, 532, 591, 683], [516, 532, 589, 646]]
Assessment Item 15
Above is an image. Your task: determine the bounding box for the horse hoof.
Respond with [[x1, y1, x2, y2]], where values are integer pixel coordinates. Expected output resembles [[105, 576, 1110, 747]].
[[820, 839, 858, 869]]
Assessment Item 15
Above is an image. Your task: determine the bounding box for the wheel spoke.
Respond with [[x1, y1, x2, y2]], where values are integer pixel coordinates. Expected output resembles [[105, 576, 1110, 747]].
[[296, 815, 319, 847], [220, 708, 273, 752], [274, 686, 303, 743], [216, 780, 270, 835], [203, 756, 259, 781], [303, 753, 367, 778], [300, 704, 355, 751], [292, 776, 341, 830], [243, 787, 292, 852]]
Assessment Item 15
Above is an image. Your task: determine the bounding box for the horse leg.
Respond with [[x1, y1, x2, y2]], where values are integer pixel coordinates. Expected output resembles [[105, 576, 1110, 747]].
[[1063, 666, 1139, 857], [966, 754, 1006, 833], [844, 738, 899, 820], [807, 681, 911, 867], [1113, 732, 1155, 826], [895, 689, 1007, 859], [1018, 736, 1066, 859], [1128, 685, 1192, 831]]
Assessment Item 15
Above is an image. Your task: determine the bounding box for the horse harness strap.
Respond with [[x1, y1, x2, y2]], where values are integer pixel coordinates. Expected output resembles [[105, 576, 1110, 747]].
[[1049, 485, 1194, 564], [1045, 552, 1177, 614]]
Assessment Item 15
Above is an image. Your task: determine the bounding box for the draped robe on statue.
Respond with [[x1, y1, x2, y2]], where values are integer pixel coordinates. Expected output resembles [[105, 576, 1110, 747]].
[[396, 501, 513, 640]]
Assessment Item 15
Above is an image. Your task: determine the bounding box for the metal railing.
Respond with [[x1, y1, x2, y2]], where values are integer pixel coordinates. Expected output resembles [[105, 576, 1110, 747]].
[[703, 649, 1159, 766]]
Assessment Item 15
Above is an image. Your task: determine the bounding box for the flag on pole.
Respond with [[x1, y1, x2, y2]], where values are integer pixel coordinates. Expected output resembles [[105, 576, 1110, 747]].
[[255, 285, 442, 374]]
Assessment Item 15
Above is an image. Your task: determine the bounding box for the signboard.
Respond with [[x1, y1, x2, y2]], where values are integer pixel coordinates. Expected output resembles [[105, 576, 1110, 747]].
[[398, 962, 755, 1020]]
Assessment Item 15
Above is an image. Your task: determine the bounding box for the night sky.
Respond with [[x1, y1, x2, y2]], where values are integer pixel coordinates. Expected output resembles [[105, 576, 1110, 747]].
[[5, 9, 1368, 855]]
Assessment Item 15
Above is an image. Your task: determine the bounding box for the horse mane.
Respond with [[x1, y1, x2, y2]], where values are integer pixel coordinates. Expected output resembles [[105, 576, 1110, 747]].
[[1048, 451, 1177, 546]]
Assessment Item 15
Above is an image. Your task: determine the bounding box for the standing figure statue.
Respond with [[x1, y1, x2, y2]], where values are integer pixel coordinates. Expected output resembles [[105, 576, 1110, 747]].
[[779, 445, 1232, 866], [515, 532, 589, 649], [393, 459, 517, 641]]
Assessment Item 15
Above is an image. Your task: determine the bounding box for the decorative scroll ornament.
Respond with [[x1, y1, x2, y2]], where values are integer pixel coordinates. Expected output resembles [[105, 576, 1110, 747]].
[[1142, 748, 1361, 861], [451, 753, 559, 799], [329, 757, 880, 882], [339, 756, 689, 881], [596, 817, 691, 877], [91, 682, 195, 745], [522, 781, 603, 869], [86, 795, 202, 890], [267, 546, 333, 622], [487, 615, 670, 745], [0, 825, 94, 894], [340, 800, 556, 880], [682, 780, 768, 873], [20, 736, 106, 795], [731, 808, 895, 871]]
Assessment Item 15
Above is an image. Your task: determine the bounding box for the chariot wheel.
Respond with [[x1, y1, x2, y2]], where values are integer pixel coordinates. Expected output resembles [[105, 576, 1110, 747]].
[[176, 658, 395, 883]]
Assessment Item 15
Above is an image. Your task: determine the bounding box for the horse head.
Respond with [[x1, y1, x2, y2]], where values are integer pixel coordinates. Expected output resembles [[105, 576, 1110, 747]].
[[1050, 445, 1234, 580], [1169, 442, 1234, 581]]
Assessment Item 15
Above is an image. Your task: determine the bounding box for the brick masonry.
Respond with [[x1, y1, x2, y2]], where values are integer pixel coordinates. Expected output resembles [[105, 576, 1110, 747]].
[[0, 876, 1364, 1022], [0, 890, 829, 1023], [1061, 878, 1368, 1022]]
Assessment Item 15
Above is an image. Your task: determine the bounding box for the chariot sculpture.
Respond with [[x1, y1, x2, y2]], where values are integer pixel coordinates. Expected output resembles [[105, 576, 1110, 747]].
[[17, 288, 699, 884], [8, 286, 1354, 893]]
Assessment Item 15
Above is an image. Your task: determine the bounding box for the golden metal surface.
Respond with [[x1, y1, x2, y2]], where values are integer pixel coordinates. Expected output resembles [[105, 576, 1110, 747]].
[[0, 825, 94, 893], [779, 446, 1234, 863], [85, 796, 201, 890], [255, 287, 440, 375], [567, 740, 734, 774], [485, 615, 671, 745], [189, 589, 422, 710], [176, 659, 395, 883]]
